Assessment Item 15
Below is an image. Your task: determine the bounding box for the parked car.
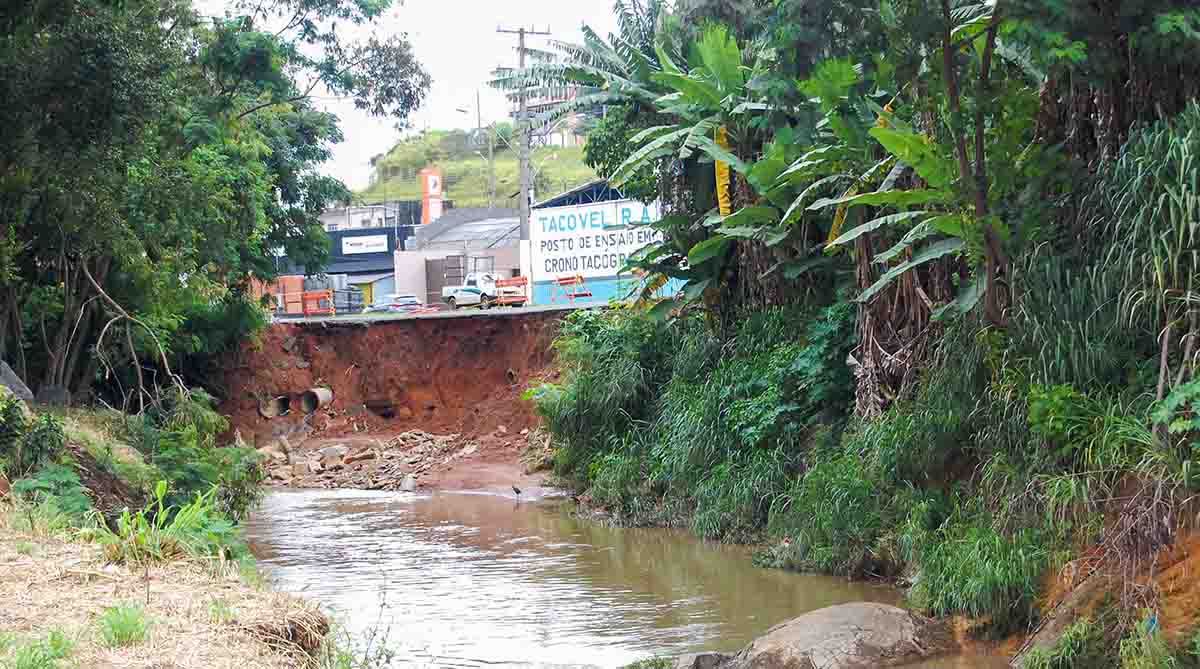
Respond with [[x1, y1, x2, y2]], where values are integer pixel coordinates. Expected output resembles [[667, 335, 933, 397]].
[[441, 272, 526, 309], [365, 294, 425, 314]]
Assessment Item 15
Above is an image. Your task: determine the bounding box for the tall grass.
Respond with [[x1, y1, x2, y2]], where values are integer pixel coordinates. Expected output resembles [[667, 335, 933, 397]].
[[98, 604, 150, 648], [94, 481, 241, 564], [533, 304, 856, 540], [2, 630, 74, 669]]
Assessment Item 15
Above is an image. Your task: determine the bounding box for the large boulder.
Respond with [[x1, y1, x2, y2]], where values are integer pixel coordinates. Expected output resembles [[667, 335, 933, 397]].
[[674, 653, 731, 669], [0, 361, 32, 403], [725, 603, 953, 669]]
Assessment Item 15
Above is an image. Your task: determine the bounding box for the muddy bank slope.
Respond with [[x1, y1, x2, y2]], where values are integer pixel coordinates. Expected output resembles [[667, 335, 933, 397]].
[[219, 312, 563, 456]]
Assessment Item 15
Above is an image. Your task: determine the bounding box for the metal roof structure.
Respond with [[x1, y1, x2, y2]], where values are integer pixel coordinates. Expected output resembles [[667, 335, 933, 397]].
[[532, 179, 626, 209], [414, 208, 521, 251]]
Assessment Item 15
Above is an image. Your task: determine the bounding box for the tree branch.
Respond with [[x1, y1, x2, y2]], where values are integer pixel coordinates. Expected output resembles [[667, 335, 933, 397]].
[[81, 261, 186, 405]]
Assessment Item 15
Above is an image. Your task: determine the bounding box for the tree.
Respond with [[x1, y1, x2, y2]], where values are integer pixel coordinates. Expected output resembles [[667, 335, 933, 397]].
[[0, 0, 430, 406]]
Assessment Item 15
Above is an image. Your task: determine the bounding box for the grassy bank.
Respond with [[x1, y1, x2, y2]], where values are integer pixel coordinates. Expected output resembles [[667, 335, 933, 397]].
[[531, 295, 1200, 664], [0, 390, 383, 668], [0, 513, 325, 668]]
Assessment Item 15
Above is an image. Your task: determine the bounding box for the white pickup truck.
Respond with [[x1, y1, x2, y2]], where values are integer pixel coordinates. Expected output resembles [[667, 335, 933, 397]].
[[442, 272, 526, 309]]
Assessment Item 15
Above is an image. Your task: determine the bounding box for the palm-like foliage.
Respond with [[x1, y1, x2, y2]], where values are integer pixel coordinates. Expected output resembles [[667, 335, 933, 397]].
[[488, 0, 673, 132]]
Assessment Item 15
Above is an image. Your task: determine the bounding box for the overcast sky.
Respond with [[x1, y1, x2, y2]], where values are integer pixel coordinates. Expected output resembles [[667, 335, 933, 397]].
[[199, 0, 619, 189]]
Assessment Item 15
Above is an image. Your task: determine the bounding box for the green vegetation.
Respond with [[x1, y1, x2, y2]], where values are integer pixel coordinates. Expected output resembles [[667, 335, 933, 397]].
[[208, 599, 236, 624], [0, 366, 370, 669], [357, 130, 597, 207], [96, 483, 241, 564], [517, 0, 1200, 662], [0, 0, 429, 407], [532, 302, 855, 542], [97, 605, 150, 648], [1, 630, 74, 669]]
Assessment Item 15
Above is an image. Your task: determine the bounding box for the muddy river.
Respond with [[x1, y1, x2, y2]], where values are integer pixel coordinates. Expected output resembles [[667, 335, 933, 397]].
[[244, 489, 1009, 668]]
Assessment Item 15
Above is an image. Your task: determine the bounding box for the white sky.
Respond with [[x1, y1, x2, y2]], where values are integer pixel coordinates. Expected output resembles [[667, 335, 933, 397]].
[[198, 0, 619, 189]]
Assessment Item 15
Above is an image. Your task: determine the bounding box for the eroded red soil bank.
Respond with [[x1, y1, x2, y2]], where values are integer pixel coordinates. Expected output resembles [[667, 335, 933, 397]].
[[218, 313, 563, 464]]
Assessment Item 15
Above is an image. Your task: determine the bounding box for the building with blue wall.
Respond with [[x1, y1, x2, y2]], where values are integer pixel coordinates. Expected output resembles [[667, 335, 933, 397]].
[[529, 181, 681, 305]]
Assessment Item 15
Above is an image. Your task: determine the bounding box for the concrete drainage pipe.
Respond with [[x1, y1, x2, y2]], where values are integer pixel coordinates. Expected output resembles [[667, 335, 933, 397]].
[[258, 396, 291, 419], [300, 388, 334, 414]]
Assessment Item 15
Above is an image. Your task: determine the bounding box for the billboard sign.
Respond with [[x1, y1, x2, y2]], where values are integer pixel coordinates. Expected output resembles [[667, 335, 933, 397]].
[[342, 235, 389, 255], [529, 200, 662, 283]]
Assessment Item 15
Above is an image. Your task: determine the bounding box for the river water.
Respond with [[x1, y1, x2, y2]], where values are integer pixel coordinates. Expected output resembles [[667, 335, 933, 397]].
[[244, 489, 1009, 669]]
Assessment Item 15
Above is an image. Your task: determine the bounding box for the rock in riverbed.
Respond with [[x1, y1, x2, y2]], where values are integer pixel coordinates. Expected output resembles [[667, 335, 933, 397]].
[[678, 603, 953, 669]]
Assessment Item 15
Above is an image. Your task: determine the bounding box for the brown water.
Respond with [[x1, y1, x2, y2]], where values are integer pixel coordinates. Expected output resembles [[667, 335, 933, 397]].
[[244, 489, 1009, 668]]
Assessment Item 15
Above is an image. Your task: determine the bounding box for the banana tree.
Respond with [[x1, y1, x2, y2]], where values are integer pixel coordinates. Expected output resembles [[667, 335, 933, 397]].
[[607, 24, 818, 314], [801, 0, 1040, 325], [487, 1, 678, 134], [616, 51, 889, 315]]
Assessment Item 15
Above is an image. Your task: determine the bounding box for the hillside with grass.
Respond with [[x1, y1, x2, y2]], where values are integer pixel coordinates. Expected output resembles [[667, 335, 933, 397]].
[[356, 129, 597, 207]]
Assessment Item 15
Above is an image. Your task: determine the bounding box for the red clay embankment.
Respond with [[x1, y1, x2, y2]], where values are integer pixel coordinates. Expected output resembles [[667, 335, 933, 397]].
[[218, 312, 565, 489]]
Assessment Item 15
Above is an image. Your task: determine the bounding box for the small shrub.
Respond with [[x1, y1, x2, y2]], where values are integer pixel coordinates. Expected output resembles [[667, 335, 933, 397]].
[[768, 454, 887, 576], [1114, 614, 1176, 669], [910, 515, 1048, 634], [0, 392, 29, 476], [17, 415, 66, 474], [1153, 380, 1200, 445], [691, 448, 789, 541], [5, 495, 84, 536], [123, 389, 264, 520], [12, 463, 93, 521], [209, 598, 236, 624], [6, 629, 74, 669], [1023, 618, 1112, 669], [14, 541, 34, 556], [98, 604, 150, 648], [95, 481, 241, 564]]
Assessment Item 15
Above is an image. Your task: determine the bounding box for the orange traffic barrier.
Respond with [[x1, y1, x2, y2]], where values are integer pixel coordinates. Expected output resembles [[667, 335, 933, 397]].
[[494, 276, 529, 305], [551, 275, 592, 304]]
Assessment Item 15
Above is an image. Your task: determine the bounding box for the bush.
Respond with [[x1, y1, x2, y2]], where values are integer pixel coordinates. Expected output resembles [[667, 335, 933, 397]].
[[11, 463, 93, 522], [1023, 618, 1113, 669], [98, 604, 150, 648], [531, 308, 688, 481], [0, 397, 64, 480], [0, 391, 29, 477], [95, 481, 242, 564], [909, 514, 1048, 634], [4, 630, 74, 669], [1118, 615, 1176, 669], [767, 453, 886, 575], [122, 389, 263, 519], [533, 304, 858, 541]]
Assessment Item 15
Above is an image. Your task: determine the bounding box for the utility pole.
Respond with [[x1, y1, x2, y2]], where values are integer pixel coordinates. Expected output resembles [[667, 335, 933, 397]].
[[478, 89, 496, 209], [497, 25, 550, 242]]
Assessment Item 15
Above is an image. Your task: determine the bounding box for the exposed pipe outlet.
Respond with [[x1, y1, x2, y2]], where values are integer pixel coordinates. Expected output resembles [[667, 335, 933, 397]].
[[300, 387, 334, 414], [258, 396, 290, 419]]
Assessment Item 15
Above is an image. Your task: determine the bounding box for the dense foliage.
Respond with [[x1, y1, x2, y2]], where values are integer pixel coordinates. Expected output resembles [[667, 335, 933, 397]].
[[0, 0, 429, 408], [523, 0, 1200, 661]]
